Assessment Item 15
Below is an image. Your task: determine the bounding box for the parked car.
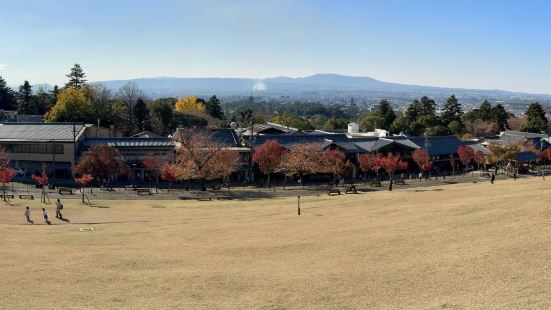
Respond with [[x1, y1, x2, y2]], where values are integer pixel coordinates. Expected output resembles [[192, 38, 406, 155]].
[[464, 165, 474, 172], [14, 167, 25, 176]]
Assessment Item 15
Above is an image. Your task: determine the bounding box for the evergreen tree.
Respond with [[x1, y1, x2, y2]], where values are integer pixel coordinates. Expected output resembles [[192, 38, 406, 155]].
[[418, 96, 436, 116], [520, 102, 548, 133], [376, 99, 396, 129], [17, 81, 36, 115], [205, 95, 224, 119], [492, 104, 509, 131], [151, 98, 175, 136], [65, 64, 87, 89], [0, 76, 16, 110], [134, 98, 151, 132], [405, 99, 420, 122], [478, 100, 493, 121], [441, 95, 463, 126]]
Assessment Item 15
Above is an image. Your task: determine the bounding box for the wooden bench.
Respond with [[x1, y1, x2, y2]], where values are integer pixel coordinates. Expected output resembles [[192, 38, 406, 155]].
[[58, 187, 73, 195], [1, 194, 14, 199], [196, 197, 212, 201], [345, 185, 357, 194], [217, 195, 233, 200], [124, 185, 137, 191], [480, 172, 490, 178], [19, 194, 33, 200], [327, 188, 341, 196], [136, 188, 151, 195], [370, 181, 382, 187], [394, 179, 406, 185]]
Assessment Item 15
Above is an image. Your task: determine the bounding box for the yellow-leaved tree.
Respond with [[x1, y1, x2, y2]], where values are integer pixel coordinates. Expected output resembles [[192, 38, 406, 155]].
[[175, 96, 205, 113], [45, 86, 94, 122]]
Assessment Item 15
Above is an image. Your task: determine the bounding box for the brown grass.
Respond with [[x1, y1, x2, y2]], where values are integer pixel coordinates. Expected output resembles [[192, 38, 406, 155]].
[[1, 178, 551, 309]]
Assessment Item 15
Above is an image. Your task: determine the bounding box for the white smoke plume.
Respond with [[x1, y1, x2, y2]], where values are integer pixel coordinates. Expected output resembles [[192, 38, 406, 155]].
[[252, 82, 267, 91]]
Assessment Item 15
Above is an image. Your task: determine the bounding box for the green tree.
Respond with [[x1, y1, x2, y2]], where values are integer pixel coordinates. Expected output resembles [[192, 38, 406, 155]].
[[33, 87, 54, 115], [323, 117, 348, 130], [151, 98, 175, 135], [134, 98, 151, 131], [390, 116, 410, 134], [520, 102, 548, 133], [492, 104, 509, 131], [17, 81, 36, 115], [441, 95, 463, 126], [478, 100, 493, 121], [45, 86, 94, 122], [65, 64, 87, 89], [359, 114, 385, 132], [447, 120, 463, 135], [418, 96, 436, 116], [205, 95, 224, 119], [376, 99, 396, 129], [0, 76, 16, 110], [425, 125, 450, 136], [405, 99, 420, 122]]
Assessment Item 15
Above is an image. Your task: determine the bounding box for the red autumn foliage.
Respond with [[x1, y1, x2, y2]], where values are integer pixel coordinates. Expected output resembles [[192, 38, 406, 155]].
[[457, 145, 475, 166], [322, 149, 347, 177], [412, 148, 432, 172], [359, 154, 383, 174], [252, 140, 287, 185], [74, 174, 94, 187], [278, 143, 325, 182], [0, 168, 16, 184], [75, 144, 126, 180], [160, 163, 181, 183], [32, 171, 49, 186], [540, 148, 551, 161], [379, 153, 408, 176], [473, 151, 485, 169], [174, 129, 241, 186]]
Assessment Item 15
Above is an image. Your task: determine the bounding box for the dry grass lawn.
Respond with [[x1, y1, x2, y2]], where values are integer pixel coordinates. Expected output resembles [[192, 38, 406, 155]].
[[1, 177, 551, 309]]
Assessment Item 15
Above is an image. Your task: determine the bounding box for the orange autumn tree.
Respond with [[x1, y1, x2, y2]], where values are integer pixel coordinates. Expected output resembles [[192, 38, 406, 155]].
[[143, 156, 169, 191], [0, 146, 15, 202], [322, 149, 350, 185], [160, 163, 181, 191], [174, 129, 240, 191], [252, 140, 287, 187], [359, 154, 383, 181], [379, 153, 408, 191], [278, 142, 325, 187], [32, 171, 49, 203], [473, 150, 485, 171], [74, 174, 94, 203], [412, 148, 433, 177]]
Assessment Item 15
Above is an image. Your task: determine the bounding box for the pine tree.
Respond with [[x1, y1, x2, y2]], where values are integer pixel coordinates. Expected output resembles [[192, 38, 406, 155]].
[[478, 100, 493, 121], [418, 96, 436, 116], [17, 81, 36, 115], [441, 95, 463, 126], [405, 99, 420, 122], [0, 76, 16, 110], [134, 98, 151, 132], [520, 102, 548, 133], [205, 95, 224, 119], [376, 99, 396, 129], [492, 104, 509, 131], [65, 64, 87, 89]]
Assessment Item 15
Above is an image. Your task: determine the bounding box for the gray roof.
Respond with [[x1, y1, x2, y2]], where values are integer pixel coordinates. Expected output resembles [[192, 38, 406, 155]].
[[501, 130, 549, 140], [82, 138, 174, 148], [0, 123, 87, 142]]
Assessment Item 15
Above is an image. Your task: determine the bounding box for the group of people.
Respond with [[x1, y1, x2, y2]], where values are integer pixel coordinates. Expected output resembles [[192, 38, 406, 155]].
[[24, 199, 64, 224]]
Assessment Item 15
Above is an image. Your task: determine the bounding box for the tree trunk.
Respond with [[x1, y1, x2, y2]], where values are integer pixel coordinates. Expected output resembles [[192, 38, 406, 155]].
[[82, 188, 85, 203], [388, 175, 393, 191]]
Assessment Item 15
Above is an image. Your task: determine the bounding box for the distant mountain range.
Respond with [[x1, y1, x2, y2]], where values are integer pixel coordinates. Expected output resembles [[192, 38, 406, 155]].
[[96, 74, 551, 102]]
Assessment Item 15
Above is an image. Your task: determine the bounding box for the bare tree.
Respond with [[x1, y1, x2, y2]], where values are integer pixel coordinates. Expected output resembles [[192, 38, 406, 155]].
[[117, 82, 145, 135]]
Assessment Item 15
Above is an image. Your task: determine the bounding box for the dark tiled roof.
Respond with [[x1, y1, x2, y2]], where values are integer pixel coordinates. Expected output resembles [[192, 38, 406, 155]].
[[82, 138, 174, 148], [250, 134, 350, 149], [501, 131, 549, 139], [514, 151, 539, 161], [0, 123, 87, 142], [409, 136, 464, 156]]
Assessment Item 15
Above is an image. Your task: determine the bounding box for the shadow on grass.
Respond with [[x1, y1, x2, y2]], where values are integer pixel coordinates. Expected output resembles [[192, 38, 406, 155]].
[[89, 205, 110, 208], [414, 188, 444, 192]]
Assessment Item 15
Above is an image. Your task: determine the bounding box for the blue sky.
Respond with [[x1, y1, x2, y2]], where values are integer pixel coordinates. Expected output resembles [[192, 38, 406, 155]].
[[0, 0, 550, 94]]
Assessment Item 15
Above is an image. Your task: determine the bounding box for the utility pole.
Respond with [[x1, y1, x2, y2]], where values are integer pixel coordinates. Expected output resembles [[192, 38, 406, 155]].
[[297, 195, 301, 216]]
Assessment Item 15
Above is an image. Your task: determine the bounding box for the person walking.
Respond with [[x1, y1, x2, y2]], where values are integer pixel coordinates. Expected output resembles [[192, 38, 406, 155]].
[[490, 173, 495, 184], [24, 207, 32, 223], [55, 199, 63, 219], [42, 208, 49, 223]]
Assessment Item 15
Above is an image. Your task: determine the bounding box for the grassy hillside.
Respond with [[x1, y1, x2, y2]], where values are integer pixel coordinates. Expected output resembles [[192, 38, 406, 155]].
[[1, 177, 550, 309]]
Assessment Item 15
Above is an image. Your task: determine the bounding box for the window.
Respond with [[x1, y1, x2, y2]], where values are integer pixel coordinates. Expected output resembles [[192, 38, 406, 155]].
[[3, 143, 64, 154]]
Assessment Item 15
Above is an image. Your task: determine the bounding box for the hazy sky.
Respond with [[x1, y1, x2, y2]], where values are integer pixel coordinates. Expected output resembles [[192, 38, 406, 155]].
[[0, 0, 550, 94]]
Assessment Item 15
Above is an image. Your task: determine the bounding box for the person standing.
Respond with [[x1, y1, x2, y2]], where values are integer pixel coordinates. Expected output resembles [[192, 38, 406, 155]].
[[42, 208, 49, 223], [24, 207, 32, 223], [55, 199, 63, 219], [490, 173, 495, 184]]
